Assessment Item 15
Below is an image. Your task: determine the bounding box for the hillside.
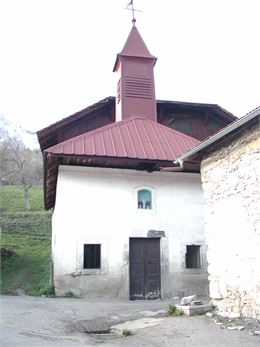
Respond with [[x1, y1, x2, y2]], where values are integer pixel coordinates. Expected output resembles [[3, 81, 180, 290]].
[[0, 186, 44, 212], [0, 185, 53, 296]]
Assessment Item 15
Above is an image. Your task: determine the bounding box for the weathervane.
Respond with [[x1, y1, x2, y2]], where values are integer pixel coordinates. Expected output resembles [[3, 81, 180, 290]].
[[125, 0, 141, 24]]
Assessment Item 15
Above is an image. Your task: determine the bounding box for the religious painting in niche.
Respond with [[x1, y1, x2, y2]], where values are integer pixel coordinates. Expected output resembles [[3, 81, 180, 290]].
[[138, 189, 152, 209]]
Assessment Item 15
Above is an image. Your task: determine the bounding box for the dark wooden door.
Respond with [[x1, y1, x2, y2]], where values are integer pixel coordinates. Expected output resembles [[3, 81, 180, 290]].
[[129, 238, 161, 300]]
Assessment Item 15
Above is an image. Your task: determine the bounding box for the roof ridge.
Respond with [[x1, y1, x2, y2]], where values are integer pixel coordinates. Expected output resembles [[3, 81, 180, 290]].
[[45, 117, 201, 153]]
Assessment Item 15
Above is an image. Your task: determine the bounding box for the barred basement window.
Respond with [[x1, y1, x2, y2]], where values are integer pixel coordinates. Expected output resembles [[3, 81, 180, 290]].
[[83, 244, 101, 269], [185, 245, 201, 269]]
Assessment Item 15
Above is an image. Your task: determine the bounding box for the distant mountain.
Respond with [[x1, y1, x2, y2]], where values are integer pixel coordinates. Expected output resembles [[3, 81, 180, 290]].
[[0, 114, 39, 150]]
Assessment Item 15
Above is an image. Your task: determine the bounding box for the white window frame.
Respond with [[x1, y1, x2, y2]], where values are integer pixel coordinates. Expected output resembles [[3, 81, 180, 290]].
[[75, 237, 108, 275], [181, 242, 206, 272]]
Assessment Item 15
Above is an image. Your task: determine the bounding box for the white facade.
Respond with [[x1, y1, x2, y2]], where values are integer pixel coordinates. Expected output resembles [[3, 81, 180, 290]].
[[52, 165, 208, 298]]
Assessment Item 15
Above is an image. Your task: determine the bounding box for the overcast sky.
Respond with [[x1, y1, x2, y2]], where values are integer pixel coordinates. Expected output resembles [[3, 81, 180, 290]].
[[1, 0, 259, 132]]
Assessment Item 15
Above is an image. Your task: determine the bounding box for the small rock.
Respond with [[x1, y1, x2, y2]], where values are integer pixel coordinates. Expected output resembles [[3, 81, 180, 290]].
[[227, 326, 237, 330], [237, 326, 245, 331], [181, 295, 196, 306], [228, 312, 240, 319], [206, 312, 213, 317], [227, 326, 244, 331], [191, 301, 203, 306], [217, 311, 229, 318]]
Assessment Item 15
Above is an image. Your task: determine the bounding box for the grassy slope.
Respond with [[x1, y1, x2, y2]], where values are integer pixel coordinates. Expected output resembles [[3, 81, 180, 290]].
[[0, 185, 44, 212], [0, 185, 52, 296]]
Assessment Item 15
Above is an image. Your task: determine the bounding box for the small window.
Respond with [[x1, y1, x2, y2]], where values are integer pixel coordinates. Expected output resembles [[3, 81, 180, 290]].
[[138, 189, 152, 209], [83, 244, 101, 269], [170, 119, 193, 135], [185, 245, 201, 269], [207, 118, 221, 130]]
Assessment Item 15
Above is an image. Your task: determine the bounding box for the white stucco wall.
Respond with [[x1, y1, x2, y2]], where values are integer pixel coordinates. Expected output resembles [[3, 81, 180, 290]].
[[52, 165, 208, 298], [201, 125, 260, 319]]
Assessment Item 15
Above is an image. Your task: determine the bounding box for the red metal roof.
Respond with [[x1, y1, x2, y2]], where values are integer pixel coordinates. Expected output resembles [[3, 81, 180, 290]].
[[113, 24, 157, 72], [45, 117, 200, 161], [120, 24, 156, 59]]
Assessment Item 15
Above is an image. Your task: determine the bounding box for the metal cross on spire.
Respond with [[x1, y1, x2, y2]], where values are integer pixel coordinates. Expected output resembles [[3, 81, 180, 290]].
[[125, 0, 141, 24]]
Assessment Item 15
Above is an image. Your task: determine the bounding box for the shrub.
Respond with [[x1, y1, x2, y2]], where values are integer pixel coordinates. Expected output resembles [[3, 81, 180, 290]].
[[167, 304, 184, 316]]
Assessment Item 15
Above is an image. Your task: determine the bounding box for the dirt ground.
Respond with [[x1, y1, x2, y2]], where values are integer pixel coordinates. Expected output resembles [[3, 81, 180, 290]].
[[0, 295, 259, 346]]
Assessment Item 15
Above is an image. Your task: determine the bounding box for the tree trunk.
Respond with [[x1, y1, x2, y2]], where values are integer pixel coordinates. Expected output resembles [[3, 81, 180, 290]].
[[23, 185, 31, 210]]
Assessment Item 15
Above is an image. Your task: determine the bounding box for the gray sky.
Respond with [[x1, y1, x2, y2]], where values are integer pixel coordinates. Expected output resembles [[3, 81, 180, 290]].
[[1, 0, 259, 132]]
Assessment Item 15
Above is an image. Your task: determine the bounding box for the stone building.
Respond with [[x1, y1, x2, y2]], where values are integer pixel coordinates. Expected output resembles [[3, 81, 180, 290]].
[[37, 23, 235, 299], [177, 107, 260, 318]]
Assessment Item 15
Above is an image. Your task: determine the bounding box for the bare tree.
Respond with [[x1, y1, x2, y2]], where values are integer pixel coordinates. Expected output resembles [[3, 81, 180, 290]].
[[0, 135, 43, 210]]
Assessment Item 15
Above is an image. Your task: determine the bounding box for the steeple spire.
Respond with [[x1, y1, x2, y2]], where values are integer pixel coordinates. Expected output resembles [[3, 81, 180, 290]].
[[113, 24, 157, 122]]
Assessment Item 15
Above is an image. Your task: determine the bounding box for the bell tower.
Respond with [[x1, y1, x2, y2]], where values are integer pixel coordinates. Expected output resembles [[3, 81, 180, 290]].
[[113, 23, 157, 122]]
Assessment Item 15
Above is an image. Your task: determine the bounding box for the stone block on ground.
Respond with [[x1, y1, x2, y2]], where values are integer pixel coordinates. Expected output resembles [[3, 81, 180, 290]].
[[177, 303, 214, 316]]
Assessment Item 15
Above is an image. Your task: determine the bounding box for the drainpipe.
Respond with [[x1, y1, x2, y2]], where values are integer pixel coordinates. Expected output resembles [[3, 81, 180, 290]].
[[160, 159, 184, 172]]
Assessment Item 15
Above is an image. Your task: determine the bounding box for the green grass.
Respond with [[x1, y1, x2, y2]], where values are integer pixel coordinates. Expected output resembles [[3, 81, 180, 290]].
[[167, 304, 184, 316], [1, 213, 52, 235], [0, 185, 53, 296], [0, 185, 44, 212], [1, 232, 52, 295], [122, 329, 133, 337]]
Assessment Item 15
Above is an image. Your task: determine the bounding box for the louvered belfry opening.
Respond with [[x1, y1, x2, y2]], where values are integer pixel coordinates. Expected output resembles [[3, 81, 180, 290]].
[[114, 24, 157, 123], [125, 75, 152, 99]]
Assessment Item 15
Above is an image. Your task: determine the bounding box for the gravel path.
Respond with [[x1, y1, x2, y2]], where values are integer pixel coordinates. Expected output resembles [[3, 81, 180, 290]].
[[0, 295, 259, 346]]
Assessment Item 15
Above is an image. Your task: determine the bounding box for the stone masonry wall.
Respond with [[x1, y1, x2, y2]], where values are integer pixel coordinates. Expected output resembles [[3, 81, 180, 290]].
[[201, 124, 260, 319]]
